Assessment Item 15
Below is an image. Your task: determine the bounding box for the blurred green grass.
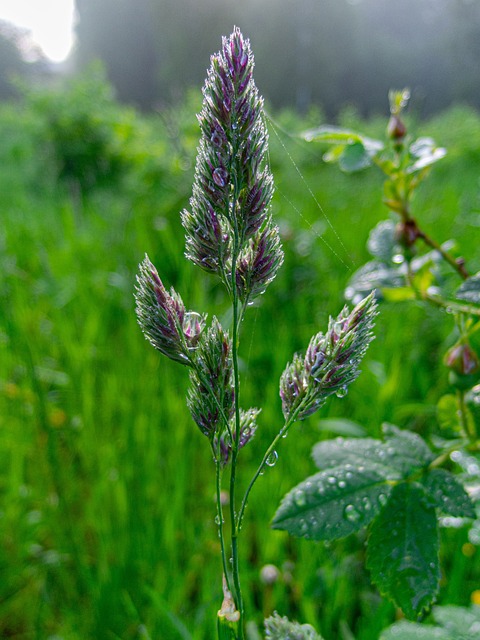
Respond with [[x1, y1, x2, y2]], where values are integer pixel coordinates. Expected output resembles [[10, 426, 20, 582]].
[[1, 84, 480, 639]]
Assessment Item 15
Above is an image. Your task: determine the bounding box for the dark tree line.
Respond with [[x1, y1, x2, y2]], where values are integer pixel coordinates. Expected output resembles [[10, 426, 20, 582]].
[[73, 0, 480, 116]]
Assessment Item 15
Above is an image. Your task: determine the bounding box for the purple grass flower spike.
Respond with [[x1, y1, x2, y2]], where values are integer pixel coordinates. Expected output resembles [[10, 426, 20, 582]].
[[135, 255, 205, 365], [280, 292, 377, 421], [182, 27, 283, 303]]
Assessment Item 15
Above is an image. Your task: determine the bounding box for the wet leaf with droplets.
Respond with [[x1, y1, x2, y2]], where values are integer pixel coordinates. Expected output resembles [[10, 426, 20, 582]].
[[312, 436, 402, 479], [367, 482, 440, 620], [422, 469, 475, 519], [432, 604, 480, 638], [312, 425, 434, 481], [380, 620, 452, 640], [272, 465, 392, 541], [454, 271, 480, 305], [382, 424, 435, 474]]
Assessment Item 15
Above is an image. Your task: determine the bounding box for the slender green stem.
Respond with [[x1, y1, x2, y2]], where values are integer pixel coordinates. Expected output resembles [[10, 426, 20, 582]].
[[429, 441, 466, 470], [424, 294, 480, 318], [238, 406, 302, 532], [227, 208, 245, 638], [456, 388, 476, 442], [214, 444, 231, 593]]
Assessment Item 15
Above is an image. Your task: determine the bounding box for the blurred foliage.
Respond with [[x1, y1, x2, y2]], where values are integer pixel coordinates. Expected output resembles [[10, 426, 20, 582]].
[[72, 0, 480, 117], [20, 64, 152, 195], [0, 20, 45, 101], [1, 71, 480, 638]]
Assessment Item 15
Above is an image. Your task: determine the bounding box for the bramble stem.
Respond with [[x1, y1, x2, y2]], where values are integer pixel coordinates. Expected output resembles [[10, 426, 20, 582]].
[[416, 227, 469, 280], [424, 294, 480, 318]]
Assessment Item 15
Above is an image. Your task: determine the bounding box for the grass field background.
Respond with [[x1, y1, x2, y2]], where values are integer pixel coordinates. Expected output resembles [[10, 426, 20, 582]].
[[1, 80, 480, 639]]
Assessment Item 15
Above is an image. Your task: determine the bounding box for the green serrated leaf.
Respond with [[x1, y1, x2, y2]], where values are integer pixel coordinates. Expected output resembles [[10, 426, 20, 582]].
[[367, 220, 397, 262], [437, 394, 461, 434], [367, 482, 440, 619], [264, 612, 323, 640], [422, 469, 476, 518], [312, 437, 402, 480], [408, 137, 447, 173], [272, 465, 391, 541], [345, 260, 406, 303], [339, 141, 373, 172], [382, 424, 435, 477], [432, 604, 480, 637], [455, 272, 480, 304], [380, 621, 452, 640]]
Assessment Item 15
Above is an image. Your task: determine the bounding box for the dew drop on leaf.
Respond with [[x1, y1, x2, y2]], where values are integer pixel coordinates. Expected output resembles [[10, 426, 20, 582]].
[[336, 386, 348, 398], [344, 504, 361, 523], [294, 490, 306, 507], [298, 518, 308, 534], [378, 493, 388, 507]]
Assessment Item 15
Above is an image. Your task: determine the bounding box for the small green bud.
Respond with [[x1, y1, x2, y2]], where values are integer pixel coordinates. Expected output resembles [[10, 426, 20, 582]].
[[444, 342, 480, 376]]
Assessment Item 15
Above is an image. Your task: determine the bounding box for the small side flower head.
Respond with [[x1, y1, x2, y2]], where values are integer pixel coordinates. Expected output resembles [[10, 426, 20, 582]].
[[280, 292, 377, 421], [187, 317, 234, 439], [135, 255, 205, 365], [217, 407, 260, 466], [234, 220, 284, 303]]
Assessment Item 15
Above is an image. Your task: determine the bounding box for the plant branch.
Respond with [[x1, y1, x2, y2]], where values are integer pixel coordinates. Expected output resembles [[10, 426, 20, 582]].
[[416, 227, 469, 280]]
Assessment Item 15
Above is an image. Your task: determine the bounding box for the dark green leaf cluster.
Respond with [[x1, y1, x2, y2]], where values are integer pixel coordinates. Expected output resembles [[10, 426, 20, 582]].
[[279, 292, 377, 420], [272, 425, 475, 619], [264, 612, 323, 640], [181, 27, 283, 305], [27, 64, 137, 193]]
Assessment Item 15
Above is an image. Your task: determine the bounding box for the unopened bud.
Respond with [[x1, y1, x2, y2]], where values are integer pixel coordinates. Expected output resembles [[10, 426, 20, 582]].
[[395, 220, 419, 249], [444, 342, 480, 376], [387, 114, 407, 140]]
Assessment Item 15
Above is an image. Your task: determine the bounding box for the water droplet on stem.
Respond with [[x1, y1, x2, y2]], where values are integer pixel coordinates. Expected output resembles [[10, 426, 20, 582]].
[[266, 451, 278, 467]]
